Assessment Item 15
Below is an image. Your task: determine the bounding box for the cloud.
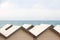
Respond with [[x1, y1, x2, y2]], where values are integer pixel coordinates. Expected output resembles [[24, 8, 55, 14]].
[[0, 0, 60, 20], [0, 0, 16, 9], [0, 8, 60, 20]]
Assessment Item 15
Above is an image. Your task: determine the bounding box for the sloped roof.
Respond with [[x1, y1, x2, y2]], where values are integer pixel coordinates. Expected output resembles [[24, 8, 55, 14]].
[[29, 24, 50, 37], [0, 24, 60, 38]]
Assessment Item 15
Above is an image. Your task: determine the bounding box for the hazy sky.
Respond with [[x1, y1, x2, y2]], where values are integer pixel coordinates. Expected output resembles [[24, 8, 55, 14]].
[[0, 0, 60, 20]]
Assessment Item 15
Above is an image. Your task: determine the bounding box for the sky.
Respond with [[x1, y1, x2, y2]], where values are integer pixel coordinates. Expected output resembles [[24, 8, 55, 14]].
[[0, 0, 60, 20]]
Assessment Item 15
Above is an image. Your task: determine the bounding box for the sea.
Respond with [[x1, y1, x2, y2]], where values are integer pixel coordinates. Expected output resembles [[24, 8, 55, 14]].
[[0, 20, 60, 28]]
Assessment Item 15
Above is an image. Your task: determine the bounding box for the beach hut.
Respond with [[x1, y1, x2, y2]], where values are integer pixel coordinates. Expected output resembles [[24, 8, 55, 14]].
[[0, 24, 60, 40]]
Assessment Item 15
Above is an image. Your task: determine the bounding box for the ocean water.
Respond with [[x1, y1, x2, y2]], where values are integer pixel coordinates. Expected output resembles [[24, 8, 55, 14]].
[[0, 21, 60, 28]]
